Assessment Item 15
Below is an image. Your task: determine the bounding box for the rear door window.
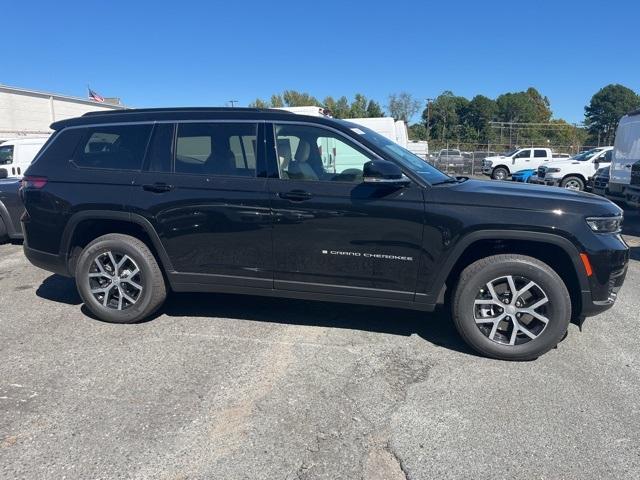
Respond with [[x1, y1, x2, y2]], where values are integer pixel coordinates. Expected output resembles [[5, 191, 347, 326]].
[[175, 123, 257, 176], [73, 124, 153, 170], [534, 149, 547, 158]]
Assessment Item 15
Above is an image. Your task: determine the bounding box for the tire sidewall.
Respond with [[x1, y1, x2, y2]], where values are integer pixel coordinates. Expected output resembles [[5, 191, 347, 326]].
[[76, 238, 157, 323], [454, 259, 570, 360], [492, 167, 508, 180], [562, 176, 584, 191]]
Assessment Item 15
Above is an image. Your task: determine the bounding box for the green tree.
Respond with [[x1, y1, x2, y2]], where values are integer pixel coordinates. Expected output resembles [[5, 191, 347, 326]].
[[270, 94, 284, 108], [546, 120, 588, 150], [349, 93, 368, 118], [585, 84, 640, 145], [496, 88, 550, 124], [325, 96, 351, 118], [248, 98, 270, 109], [282, 90, 320, 107], [463, 95, 497, 140], [387, 92, 421, 122], [408, 123, 427, 141], [424, 91, 469, 142], [366, 99, 384, 117]]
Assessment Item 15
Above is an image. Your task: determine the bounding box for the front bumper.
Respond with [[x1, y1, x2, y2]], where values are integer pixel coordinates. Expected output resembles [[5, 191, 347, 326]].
[[530, 176, 561, 187], [579, 233, 629, 317]]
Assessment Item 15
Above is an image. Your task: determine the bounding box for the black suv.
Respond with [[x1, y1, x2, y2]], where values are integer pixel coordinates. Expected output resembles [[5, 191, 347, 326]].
[[20, 108, 629, 360]]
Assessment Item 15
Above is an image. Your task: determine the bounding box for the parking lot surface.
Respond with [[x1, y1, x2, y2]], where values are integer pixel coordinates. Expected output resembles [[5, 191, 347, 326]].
[[1, 215, 640, 479]]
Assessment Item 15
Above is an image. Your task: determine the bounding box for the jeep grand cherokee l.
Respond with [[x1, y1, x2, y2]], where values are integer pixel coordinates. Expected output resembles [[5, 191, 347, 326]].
[[20, 108, 629, 360]]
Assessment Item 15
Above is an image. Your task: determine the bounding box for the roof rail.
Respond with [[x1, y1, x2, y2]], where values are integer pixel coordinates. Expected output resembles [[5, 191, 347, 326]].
[[81, 106, 282, 117]]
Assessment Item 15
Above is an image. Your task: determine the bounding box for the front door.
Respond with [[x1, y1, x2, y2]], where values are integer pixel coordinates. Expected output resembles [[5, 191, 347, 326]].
[[268, 122, 425, 301], [131, 121, 272, 288]]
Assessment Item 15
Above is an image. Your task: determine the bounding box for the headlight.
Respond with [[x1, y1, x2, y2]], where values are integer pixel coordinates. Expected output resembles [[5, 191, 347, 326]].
[[546, 168, 561, 173], [586, 215, 622, 233]]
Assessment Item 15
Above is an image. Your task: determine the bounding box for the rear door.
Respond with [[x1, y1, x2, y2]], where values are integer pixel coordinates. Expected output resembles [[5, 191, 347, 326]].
[[267, 122, 424, 301], [533, 148, 550, 167], [130, 121, 273, 287]]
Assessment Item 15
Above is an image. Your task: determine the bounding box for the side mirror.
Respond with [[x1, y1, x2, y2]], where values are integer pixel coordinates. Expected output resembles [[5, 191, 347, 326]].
[[0, 168, 7, 179], [363, 160, 410, 186]]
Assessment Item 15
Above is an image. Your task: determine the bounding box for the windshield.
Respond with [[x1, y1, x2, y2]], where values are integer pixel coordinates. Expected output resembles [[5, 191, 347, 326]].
[[503, 149, 519, 157], [342, 122, 452, 185], [0, 145, 13, 165], [571, 148, 600, 162]]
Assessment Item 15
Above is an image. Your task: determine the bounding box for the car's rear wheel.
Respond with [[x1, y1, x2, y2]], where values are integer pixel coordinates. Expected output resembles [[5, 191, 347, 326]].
[[491, 167, 509, 180], [561, 176, 585, 191], [75, 234, 166, 323], [452, 254, 571, 360]]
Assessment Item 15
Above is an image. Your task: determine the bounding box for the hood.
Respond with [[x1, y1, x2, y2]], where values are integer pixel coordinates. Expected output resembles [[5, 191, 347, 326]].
[[484, 155, 509, 162], [431, 179, 621, 217], [540, 159, 582, 169]]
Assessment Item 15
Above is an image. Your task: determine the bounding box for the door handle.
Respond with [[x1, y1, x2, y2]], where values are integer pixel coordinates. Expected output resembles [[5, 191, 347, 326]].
[[278, 190, 312, 202], [143, 183, 173, 193]]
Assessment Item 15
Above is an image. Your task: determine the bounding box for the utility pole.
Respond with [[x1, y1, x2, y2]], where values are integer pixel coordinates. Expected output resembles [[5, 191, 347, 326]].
[[228, 100, 238, 108]]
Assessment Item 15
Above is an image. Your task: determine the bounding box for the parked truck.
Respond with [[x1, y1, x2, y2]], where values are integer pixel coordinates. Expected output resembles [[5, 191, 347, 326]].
[[531, 146, 613, 191], [482, 147, 568, 180]]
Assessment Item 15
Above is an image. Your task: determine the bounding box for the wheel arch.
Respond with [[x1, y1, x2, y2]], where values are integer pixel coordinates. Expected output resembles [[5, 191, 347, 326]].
[[60, 211, 174, 276], [429, 230, 589, 316], [561, 173, 587, 185], [0, 200, 19, 238]]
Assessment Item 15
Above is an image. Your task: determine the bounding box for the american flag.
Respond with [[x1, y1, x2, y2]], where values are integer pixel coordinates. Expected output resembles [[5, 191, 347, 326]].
[[88, 87, 105, 103]]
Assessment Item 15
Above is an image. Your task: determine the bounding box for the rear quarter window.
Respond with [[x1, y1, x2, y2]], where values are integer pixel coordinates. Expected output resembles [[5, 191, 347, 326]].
[[72, 125, 153, 171]]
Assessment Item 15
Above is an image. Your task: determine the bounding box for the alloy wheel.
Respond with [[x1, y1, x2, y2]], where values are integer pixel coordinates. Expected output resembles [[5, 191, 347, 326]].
[[88, 251, 143, 310], [473, 275, 550, 346], [564, 179, 582, 190]]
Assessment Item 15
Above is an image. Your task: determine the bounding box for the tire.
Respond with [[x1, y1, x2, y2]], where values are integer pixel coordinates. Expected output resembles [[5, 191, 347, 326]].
[[491, 167, 509, 181], [561, 176, 585, 191], [0, 216, 7, 244], [75, 233, 166, 323], [452, 254, 571, 361]]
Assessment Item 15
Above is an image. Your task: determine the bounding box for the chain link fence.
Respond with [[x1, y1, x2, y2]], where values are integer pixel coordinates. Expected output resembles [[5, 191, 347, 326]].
[[425, 142, 600, 176]]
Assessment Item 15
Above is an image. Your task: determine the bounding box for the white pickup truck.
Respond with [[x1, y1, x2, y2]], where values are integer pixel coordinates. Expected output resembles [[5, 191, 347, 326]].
[[482, 147, 569, 180], [530, 146, 613, 191]]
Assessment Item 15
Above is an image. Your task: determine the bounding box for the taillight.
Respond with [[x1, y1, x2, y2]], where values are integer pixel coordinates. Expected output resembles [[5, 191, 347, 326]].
[[21, 176, 48, 189]]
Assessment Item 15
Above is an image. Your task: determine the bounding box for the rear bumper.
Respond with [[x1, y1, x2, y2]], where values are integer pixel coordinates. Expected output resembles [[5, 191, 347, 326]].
[[23, 244, 70, 277]]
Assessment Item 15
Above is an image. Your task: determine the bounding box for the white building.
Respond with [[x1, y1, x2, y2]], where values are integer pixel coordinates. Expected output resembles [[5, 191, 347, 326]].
[[0, 84, 123, 141]]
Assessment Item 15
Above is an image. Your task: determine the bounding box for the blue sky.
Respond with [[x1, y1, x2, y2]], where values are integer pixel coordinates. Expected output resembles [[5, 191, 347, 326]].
[[3, 0, 638, 123]]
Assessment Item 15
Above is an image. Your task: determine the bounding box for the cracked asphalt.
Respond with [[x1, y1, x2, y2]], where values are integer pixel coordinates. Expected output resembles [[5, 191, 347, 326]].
[[1, 213, 640, 479]]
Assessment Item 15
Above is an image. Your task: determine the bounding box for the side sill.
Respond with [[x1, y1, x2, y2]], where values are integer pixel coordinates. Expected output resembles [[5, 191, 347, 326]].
[[169, 279, 435, 312]]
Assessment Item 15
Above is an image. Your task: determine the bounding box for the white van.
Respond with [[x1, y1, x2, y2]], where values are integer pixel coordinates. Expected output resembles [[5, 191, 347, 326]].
[[0, 136, 50, 178], [608, 109, 640, 207]]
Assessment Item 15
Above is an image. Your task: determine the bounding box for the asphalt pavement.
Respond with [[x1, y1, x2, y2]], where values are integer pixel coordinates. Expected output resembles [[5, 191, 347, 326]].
[[1, 217, 639, 479]]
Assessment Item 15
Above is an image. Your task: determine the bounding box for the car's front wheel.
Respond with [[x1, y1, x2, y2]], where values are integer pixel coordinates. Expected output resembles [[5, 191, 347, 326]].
[[75, 233, 166, 323], [491, 167, 509, 180], [561, 176, 585, 191], [452, 254, 571, 360]]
